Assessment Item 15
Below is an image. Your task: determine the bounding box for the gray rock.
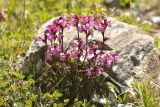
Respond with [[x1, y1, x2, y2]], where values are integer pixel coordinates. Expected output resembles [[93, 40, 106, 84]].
[[22, 17, 160, 104], [151, 16, 160, 24]]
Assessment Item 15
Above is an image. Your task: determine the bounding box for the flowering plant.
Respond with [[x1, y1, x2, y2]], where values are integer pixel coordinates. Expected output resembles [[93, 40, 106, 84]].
[[36, 14, 119, 104]]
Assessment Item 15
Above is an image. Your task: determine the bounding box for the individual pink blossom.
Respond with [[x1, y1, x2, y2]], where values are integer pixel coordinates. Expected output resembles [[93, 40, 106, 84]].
[[59, 19, 66, 27], [85, 23, 90, 30], [50, 47, 58, 55], [79, 16, 87, 23], [69, 50, 78, 59], [47, 23, 59, 33], [55, 15, 67, 28], [58, 33, 63, 41], [87, 48, 94, 60], [96, 66, 103, 75], [36, 36, 44, 42], [70, 13, 79, 26], [86, 67, 94, 77], [88, 16, 94, 27], [60, 53, 67, 61], [105, 53, 114, 67], [91, 43, 98, 50], [106, 19, 112, 28], [114, 53, 120, 61], [87, 52, 94, 60], [97, 53, 105, 63], [96, 18, 111, 33], [87, 43, 98, 60], [71, 39, 79, 49], [45, 31, 55, 42], [78, 25, 83, 32], [47, 46, 60, 56], [66, 22, 71, 29], [80, 40, 86, 49], [71, 39, 86, 50]]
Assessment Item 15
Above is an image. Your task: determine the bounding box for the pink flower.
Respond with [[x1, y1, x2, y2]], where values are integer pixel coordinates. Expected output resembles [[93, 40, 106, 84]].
[[91, 43, 98, 50], [58, 15, 67, 27], [87, 46, 95, 60], [46, 45, 59, 57], [47, 23, 58, 32], [66, 22, 71, 29], [70, 13, 79, 26], [114, 54, 120, 61], [60, 53, 67, 61], [106, 19, 112, 28], [105, 53, 114, 67], [69, 50, 78, 59], [87, 43, 98, 59], [59, 19, 66, 27], [89, 16, 94, 27], [85, 23, 90, 30], [78, 25, 83, 32], [96, 18, 111, 33], [96, 66, 103, 75], [86, 67, 94, 77], [97, 22, 105, 33], [87, 52, 94, 59], [58, 33, 63, 41], [80, 40, 86, 49], [49, 45, 60, 55], [47, 34, 55, 42], [97, 53, 105, 63], [79, 16, 88, 23], [36, 36, 44, 42], [71, 39, 79, 49]]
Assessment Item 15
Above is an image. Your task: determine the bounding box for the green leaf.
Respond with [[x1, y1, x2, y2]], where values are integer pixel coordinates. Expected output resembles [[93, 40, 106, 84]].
[[64, 99, 69, 105], [10, 85, 17, 92], [83, 99, 87, 107], [13, 102, 24, 107], [154, 36, 159, 49], [8, 0, 17, 17], [25, 100, 32, 107], [105, 98, 110, 107], [12, 71, 24, 79], [0, 71, 7, 78], [53, 90, 63, 98]]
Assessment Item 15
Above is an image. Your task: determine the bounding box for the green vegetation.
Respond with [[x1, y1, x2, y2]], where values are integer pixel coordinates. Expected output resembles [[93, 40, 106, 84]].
[[0, 0, 160, 106]]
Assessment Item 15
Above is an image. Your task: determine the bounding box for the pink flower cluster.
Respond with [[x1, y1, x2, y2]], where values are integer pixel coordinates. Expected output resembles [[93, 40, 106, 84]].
[[37, 14, 119, 77], [86, 52, 119, 77]]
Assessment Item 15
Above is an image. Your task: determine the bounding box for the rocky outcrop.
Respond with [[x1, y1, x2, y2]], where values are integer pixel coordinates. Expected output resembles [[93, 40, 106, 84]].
[[22, 16, 160, 105]]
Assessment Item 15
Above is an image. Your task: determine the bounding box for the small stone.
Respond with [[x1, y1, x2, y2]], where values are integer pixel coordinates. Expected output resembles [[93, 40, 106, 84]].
[[151, 16, 160, 24]]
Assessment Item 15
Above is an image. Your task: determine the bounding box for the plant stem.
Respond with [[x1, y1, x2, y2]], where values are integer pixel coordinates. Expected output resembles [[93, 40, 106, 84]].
[[83, 32, 88, 63], [77, 29, 80, 62], [61, 29, 64, 52], [102, 32, 105, 49], [102, 32, 105, 48]]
